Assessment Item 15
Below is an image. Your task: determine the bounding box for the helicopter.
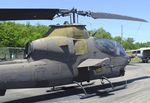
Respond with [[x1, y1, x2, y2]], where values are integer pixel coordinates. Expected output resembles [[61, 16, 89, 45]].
[[0, 8, 147, 98]]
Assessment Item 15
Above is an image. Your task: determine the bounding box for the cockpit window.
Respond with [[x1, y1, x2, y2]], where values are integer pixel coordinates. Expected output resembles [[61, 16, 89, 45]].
[[95, 38, 126, 56], [95, 38, 117, 55], [116, 43, 126, 56]]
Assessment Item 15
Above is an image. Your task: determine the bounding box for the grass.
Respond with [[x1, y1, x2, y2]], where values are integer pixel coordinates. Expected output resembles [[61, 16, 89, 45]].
[[130, 57, 141, 63]]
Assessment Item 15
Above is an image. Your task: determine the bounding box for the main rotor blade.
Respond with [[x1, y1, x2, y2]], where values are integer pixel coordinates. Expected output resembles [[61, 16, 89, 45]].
[[0, 9, 60, 20], [0, 8, 147, 22], [90, 12, 147, 22]]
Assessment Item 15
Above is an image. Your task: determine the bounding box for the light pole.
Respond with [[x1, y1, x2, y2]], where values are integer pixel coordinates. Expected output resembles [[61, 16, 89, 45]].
[[121, 25, 123, 44]]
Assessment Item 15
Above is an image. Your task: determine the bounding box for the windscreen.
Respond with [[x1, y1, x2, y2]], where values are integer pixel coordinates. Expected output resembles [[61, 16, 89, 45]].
[[95, 38, 126, 56]]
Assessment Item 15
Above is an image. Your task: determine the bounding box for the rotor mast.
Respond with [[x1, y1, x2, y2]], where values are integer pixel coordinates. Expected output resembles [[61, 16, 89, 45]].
[[71, 8, 77, 23]]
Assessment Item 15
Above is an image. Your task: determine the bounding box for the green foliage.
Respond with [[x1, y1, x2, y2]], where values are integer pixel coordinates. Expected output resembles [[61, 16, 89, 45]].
[[0, 22, 49, 47], [113, 36, 122, 43], [89, 28, 112, 39], [123, 37, 135, 50]]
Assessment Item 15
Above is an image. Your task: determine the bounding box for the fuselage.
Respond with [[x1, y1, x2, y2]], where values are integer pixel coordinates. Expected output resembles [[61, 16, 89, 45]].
[[0, 37, 128, 89], [0, 24, 128, 95]]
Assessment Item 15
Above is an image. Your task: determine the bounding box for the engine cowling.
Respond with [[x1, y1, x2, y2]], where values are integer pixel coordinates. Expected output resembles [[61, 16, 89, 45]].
[[25, 37, 72, 61]]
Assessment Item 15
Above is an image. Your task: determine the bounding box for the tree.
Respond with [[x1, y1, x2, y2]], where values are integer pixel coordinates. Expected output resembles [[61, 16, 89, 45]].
[[124, 37, 135, 50], [113, 36, 122, 43], [0, 22, 49, 47], [89, 27, 112, 39]]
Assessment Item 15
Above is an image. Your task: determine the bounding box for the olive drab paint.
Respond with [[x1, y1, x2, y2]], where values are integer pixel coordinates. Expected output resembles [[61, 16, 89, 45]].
[[0, 8, 147, 96]]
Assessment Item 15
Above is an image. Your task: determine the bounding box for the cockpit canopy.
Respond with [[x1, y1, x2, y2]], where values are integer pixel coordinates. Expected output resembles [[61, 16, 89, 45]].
[[95, 38, 126, 56]]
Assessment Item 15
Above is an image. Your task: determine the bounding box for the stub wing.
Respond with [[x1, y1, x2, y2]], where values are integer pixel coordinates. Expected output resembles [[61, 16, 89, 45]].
[[78, 58, 110, 68]]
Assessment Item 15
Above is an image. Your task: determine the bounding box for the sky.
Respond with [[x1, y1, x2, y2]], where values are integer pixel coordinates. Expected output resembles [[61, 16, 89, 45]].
[[0, 0, 150, 43]]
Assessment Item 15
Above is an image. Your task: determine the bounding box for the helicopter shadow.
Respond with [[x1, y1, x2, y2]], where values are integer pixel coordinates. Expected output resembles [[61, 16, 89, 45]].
[[3, 76, 150, 103]]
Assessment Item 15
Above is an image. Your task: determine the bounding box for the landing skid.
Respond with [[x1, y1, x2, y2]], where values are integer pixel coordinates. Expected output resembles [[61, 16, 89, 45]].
[[101, 76, 114, 90], [100, 76, 127, 93], [73, 77, 115, 99], [46, 81, 95, 93], [47, 77, 127, 99], [73, 81, 96, 99], [75, 76, 128, 99]]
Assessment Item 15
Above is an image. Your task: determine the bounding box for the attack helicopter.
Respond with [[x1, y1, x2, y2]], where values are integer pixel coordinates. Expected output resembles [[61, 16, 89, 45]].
[[0, 8, 147, 98]]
